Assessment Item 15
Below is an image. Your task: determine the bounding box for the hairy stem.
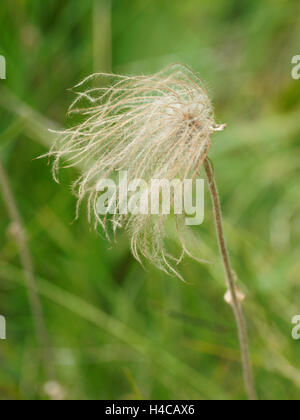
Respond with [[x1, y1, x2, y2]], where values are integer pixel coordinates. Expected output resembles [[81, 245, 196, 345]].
[[0, 157, 55, 381], [204, 158, 257, 401]]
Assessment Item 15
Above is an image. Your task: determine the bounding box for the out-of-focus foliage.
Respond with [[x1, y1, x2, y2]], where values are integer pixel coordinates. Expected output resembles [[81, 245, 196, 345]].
[[0, 0, 299, 400]]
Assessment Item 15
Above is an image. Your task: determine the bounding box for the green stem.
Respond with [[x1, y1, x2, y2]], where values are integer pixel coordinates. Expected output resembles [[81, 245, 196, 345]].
[[204, 158, 257, 401]]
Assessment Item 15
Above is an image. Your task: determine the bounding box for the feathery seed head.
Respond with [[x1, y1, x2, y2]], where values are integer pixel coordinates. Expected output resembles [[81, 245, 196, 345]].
[[47, 64, 225, 278]]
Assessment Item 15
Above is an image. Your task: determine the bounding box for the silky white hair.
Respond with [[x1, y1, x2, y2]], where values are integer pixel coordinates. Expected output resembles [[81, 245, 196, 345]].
[[47, 64, 225, 279]]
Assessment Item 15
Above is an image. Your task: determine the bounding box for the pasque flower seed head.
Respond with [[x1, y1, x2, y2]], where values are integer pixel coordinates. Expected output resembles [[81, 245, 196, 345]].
[[47, 64, 225, 278]]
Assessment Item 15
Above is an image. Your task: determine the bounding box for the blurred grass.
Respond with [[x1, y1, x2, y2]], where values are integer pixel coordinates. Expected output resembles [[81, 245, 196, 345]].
[[0, 0, 300, 400]]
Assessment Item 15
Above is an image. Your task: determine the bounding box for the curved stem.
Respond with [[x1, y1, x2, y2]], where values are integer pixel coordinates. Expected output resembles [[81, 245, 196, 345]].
[[204, 158, 257, 401]]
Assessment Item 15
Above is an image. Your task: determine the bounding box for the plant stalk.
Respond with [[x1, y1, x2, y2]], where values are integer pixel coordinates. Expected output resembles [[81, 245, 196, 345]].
[[204, 158, 257, 401]]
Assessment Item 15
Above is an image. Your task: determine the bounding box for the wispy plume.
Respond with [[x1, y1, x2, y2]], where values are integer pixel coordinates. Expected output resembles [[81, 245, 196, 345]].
[[45, 64, 257, 399], [46, 64, 224, 277]]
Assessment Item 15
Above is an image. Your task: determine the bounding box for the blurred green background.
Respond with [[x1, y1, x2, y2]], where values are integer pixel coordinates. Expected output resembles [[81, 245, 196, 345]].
[[0, 0, 300, 400]]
